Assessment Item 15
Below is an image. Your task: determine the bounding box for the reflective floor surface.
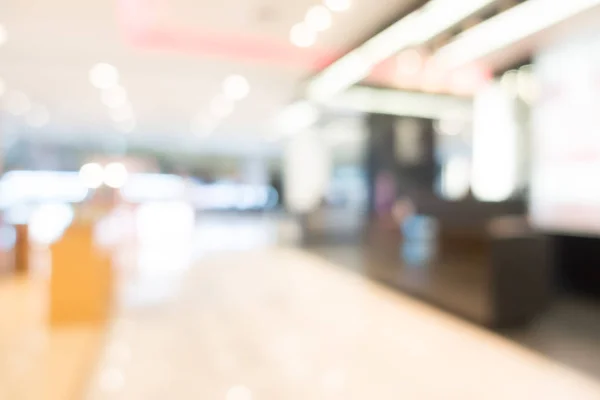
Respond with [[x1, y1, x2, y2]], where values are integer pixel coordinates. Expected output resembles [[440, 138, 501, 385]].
[[2, 210, 600, 399]]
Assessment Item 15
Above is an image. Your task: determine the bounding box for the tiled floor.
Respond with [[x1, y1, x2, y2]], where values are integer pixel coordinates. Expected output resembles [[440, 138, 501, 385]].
[[2, 213, 600, 399]]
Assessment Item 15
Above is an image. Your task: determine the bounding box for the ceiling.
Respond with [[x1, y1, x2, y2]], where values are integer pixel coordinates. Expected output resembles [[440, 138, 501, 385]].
[[0, 0, 411, 149]]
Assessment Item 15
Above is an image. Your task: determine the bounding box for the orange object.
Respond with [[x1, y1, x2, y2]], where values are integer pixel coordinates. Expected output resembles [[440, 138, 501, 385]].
[[49, 222, 114, 326], [14, 224, 29, 274]]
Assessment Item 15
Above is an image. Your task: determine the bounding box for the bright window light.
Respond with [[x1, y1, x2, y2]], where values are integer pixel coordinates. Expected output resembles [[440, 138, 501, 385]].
[[0, 171, 88, 208], [440, 157, 471, 200], [471, 83, 519, 202], [307, 0, 496, 101], [434, 0, 600, 68], [121, 174, 186, 202], [223, 75, 250, 101], [104, 162, 128, 189], [324, 0, 351, 12], [90, 63, 119, 89], [306, 5, 332, 32], [290, 23, 316, 48]]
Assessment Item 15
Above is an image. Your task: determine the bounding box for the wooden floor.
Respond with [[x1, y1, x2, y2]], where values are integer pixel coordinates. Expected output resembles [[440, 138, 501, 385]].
[[2, 214, 600, 399]]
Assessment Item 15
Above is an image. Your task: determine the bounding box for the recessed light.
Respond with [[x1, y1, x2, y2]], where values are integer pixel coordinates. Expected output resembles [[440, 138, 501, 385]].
[[306, 5, 332, 32], [223, 75, 250, 101], [90, 63, 119, 89], [324, 0, 351, 12], [290, 23, 316, 48]]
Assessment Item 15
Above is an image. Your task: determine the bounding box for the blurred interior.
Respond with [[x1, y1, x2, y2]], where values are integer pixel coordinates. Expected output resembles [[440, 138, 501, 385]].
[[2, 0, 600, 398]]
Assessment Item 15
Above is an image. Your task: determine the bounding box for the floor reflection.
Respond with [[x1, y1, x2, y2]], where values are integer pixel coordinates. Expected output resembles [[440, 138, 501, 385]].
[[83, 212, 600, 399], [2, 208, 600, 399]]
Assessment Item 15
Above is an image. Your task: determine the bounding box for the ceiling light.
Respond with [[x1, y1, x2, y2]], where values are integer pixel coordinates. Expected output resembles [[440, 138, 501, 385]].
[[306, 5, 332, 32], [307, 0, 496, 101], [26, 106, 50, 128], [433, 0, 600, 68], [517, 65, 538, 104], [290, 23, 316, 48], [324, 0, 351, 12], [223, 75, 250, 101], [327, 86, 472, 120], [104, 162, 129, 189], [500, 70, 519, 95], [102, 86, 128, 108], [4, 91, 31, 116], [79, 163, 104, 189], [210, 95, 234, 118], [89, 63, 119, 89], [307, 53, 371, 101], [0, 24, 7, 47]]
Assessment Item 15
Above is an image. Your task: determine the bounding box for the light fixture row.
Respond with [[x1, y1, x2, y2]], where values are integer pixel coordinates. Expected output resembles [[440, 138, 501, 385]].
[[0, 78, 51, 128], [306, 0, 498, 101], [191, 74, 250, 136], [89, 63, 136, 133], [307, 0, 600, 102], [79, 162, 128, 189], [289, 0, 351, 48]]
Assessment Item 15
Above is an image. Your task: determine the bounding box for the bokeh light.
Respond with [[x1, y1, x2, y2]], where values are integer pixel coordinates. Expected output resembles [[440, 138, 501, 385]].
[[104, 162, 129, 189], [90, 63, 119, 89], [79, 163, 104, 189]]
